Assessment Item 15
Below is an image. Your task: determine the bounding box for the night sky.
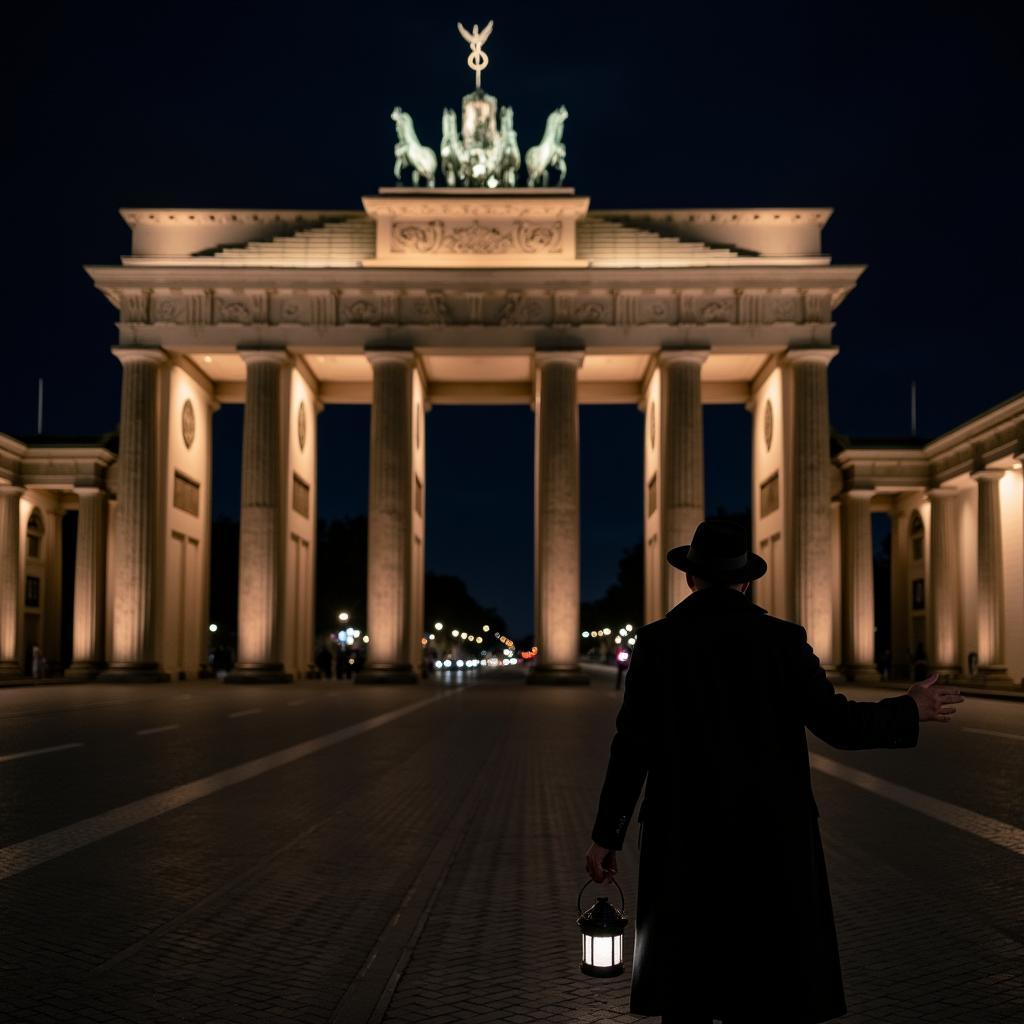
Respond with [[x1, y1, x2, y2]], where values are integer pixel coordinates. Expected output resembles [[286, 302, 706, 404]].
[[9, 1, 1023, 637]]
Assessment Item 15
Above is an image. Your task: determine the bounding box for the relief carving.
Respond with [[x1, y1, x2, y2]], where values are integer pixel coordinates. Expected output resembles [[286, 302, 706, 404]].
[[497, 291, 551, 325], [391, 218, 562, 255], [214, 292, 267, 325], [151, 292, 208, 325]]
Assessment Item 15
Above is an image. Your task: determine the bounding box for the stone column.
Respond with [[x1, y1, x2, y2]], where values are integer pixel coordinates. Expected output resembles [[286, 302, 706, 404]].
[[228, 349, 292, 683], [659, 348, 708, 612], [927, 486, 960, 675], [0, 485, 23, 678], [839, 488, 879, 681], [100, 348, 168, 681], [530, 350, 588, 685], [782, 348, 838, 664], [972, 469, 1009, 681], [66, 488, 108, 679], [889, 507, 910, 680], [359, 350, 418, 684]]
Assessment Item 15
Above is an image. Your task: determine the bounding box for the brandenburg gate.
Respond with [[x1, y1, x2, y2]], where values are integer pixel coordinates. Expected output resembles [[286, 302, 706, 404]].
[[82, 189, 855, 683]]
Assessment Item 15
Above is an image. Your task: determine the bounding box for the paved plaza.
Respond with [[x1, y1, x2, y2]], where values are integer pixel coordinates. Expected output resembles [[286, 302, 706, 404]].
[[0, 666, 1022, 1023]]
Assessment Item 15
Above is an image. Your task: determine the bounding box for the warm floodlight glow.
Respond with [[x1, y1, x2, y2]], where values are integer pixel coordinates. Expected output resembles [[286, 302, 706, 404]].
[[435, 621, 443, 630], [482, 624, 490, 632], [209, 623, 218, 633], [452, 628, 459, 636], [362, 635, 369, 643], [338, 611, 349, 622]]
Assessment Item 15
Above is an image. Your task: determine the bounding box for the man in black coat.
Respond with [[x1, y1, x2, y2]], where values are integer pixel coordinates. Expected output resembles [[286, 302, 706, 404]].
[[585, 519, 963, 1024]]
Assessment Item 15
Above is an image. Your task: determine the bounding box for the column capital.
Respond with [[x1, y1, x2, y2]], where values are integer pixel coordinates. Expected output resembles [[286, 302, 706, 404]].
[[365, 348, 416, 367], [840, 486, 875, 500], [0, 484, 25, 497], [970, 467, 1005, 483], [73, 485, 106, 497], [533, 348, 585, 369], [112, 346, 168, 367], [238, 346, 292, 366], [926, 485, 958, 501], [781, 346, 839, 368], [657, 346, 710, 367]]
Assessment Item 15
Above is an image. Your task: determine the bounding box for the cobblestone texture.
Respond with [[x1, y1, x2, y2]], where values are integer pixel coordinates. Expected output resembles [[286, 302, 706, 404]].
[[0, 670, 1020, 1023]]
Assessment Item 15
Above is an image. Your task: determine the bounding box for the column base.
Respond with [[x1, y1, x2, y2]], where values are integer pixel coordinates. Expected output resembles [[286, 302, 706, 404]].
[[65, 662, 106, 680], [527, 665, 590, 685], [355, 664, 419, 684], [978, 665, 1013, 684], [842, 664, 881, 683], [98, 663, 171, 682], [224, 664, 293, 684]]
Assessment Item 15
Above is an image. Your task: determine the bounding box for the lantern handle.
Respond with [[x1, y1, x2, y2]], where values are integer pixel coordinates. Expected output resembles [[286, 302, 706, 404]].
[[577, 876, 625, 915]]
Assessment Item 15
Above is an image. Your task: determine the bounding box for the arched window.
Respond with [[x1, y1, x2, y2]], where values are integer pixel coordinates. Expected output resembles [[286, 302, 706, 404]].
[[909, 510, 924, 562], [26, 508, 44, 560]]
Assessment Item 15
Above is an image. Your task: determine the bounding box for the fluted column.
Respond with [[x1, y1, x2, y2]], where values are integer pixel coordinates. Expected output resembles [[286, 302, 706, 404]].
[[530, 349, 588, 684], [659, 348, 708, 611], [100, 348, 168, 681], [782, 348, 838, 665], [0, 485, 23, 678], [359, 350, 418, 684], [840, 488, 879, 681], [228, 349, 292, 683], [67, 488, 108, 678], [927, 486, 960, 675], [972, 469, 1009, 681]]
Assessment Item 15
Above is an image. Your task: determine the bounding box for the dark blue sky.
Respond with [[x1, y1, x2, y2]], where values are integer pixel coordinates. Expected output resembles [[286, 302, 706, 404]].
[[9, 0, 1023, 636]]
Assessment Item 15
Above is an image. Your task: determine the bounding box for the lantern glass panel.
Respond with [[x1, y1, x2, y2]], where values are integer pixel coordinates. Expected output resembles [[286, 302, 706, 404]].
[[593, 935, 615, 967]]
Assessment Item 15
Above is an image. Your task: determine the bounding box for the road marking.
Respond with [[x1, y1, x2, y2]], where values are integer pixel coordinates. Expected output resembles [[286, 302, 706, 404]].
[[228, 708, 262, 719], [286, 699, 307, 707], [810, 753, 1024, 857], [0, 687, 466, 881], [962, 727, 1024, 742], [136, 724, 180, 736], [0, 742, 84, 764]]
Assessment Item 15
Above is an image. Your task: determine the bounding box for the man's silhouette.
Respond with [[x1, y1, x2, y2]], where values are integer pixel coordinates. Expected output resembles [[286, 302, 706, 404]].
[[585, 518, 963, 1024]]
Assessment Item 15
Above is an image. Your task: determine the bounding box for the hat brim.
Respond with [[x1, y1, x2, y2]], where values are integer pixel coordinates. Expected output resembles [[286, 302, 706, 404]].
[[666, 545, 768, 583]]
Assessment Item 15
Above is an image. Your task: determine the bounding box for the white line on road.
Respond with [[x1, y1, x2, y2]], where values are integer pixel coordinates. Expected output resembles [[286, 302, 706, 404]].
[[810, 752, 1024, 857], [136, 724, 180, 736], [962, 727, 1024, 742], [0, 742, 84, 764], [228, 708, 262, 719], [0, 687, 467, 881]]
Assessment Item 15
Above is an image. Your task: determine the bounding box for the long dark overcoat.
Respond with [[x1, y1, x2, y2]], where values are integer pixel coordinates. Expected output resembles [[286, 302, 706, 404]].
[[590, 586, 920, 1022]]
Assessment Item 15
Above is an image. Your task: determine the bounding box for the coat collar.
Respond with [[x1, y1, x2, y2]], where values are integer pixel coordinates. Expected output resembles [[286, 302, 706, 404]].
[[665, 585, 767, 618]]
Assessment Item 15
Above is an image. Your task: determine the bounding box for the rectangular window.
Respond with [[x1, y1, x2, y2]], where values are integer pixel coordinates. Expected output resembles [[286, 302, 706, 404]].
[[912, 578, 925, 610], [911, 535, 923, 561], [415, 475, 423, 516], [173, 471, 200, 517], [27, 534, 40, 559], [760, 472, 779, 518], [25, 575, 40, 609], [647, 473, 657, 516], [292, 473, 310, 518]]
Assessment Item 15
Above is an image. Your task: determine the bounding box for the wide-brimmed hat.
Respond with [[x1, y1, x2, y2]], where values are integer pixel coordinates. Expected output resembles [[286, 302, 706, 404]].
[[666, 519, 767, 584]]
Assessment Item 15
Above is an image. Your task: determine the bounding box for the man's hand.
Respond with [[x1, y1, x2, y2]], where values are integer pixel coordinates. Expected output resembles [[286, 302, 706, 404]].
[[907, 673, 965, 722], [585, 842, 618, 885]]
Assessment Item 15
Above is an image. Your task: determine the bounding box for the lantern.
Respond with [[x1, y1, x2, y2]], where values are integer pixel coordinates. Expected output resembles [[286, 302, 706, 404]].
[[576, 877, 627, 976]]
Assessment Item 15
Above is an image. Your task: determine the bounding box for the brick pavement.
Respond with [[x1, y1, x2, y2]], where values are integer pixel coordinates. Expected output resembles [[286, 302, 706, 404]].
[[0, 668, 1021, 1023]]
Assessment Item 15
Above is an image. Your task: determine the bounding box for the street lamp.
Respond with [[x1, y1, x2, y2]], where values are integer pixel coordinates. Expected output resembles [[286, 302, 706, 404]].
[[338, 611, 349, 622]]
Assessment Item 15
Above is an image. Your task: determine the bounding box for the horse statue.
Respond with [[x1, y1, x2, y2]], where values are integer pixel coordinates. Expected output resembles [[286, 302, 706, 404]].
[[525, 105, 568, 187], [498, 106, 521, 188], [440, 107, 466, 187], [391, 106, 437, 187]]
